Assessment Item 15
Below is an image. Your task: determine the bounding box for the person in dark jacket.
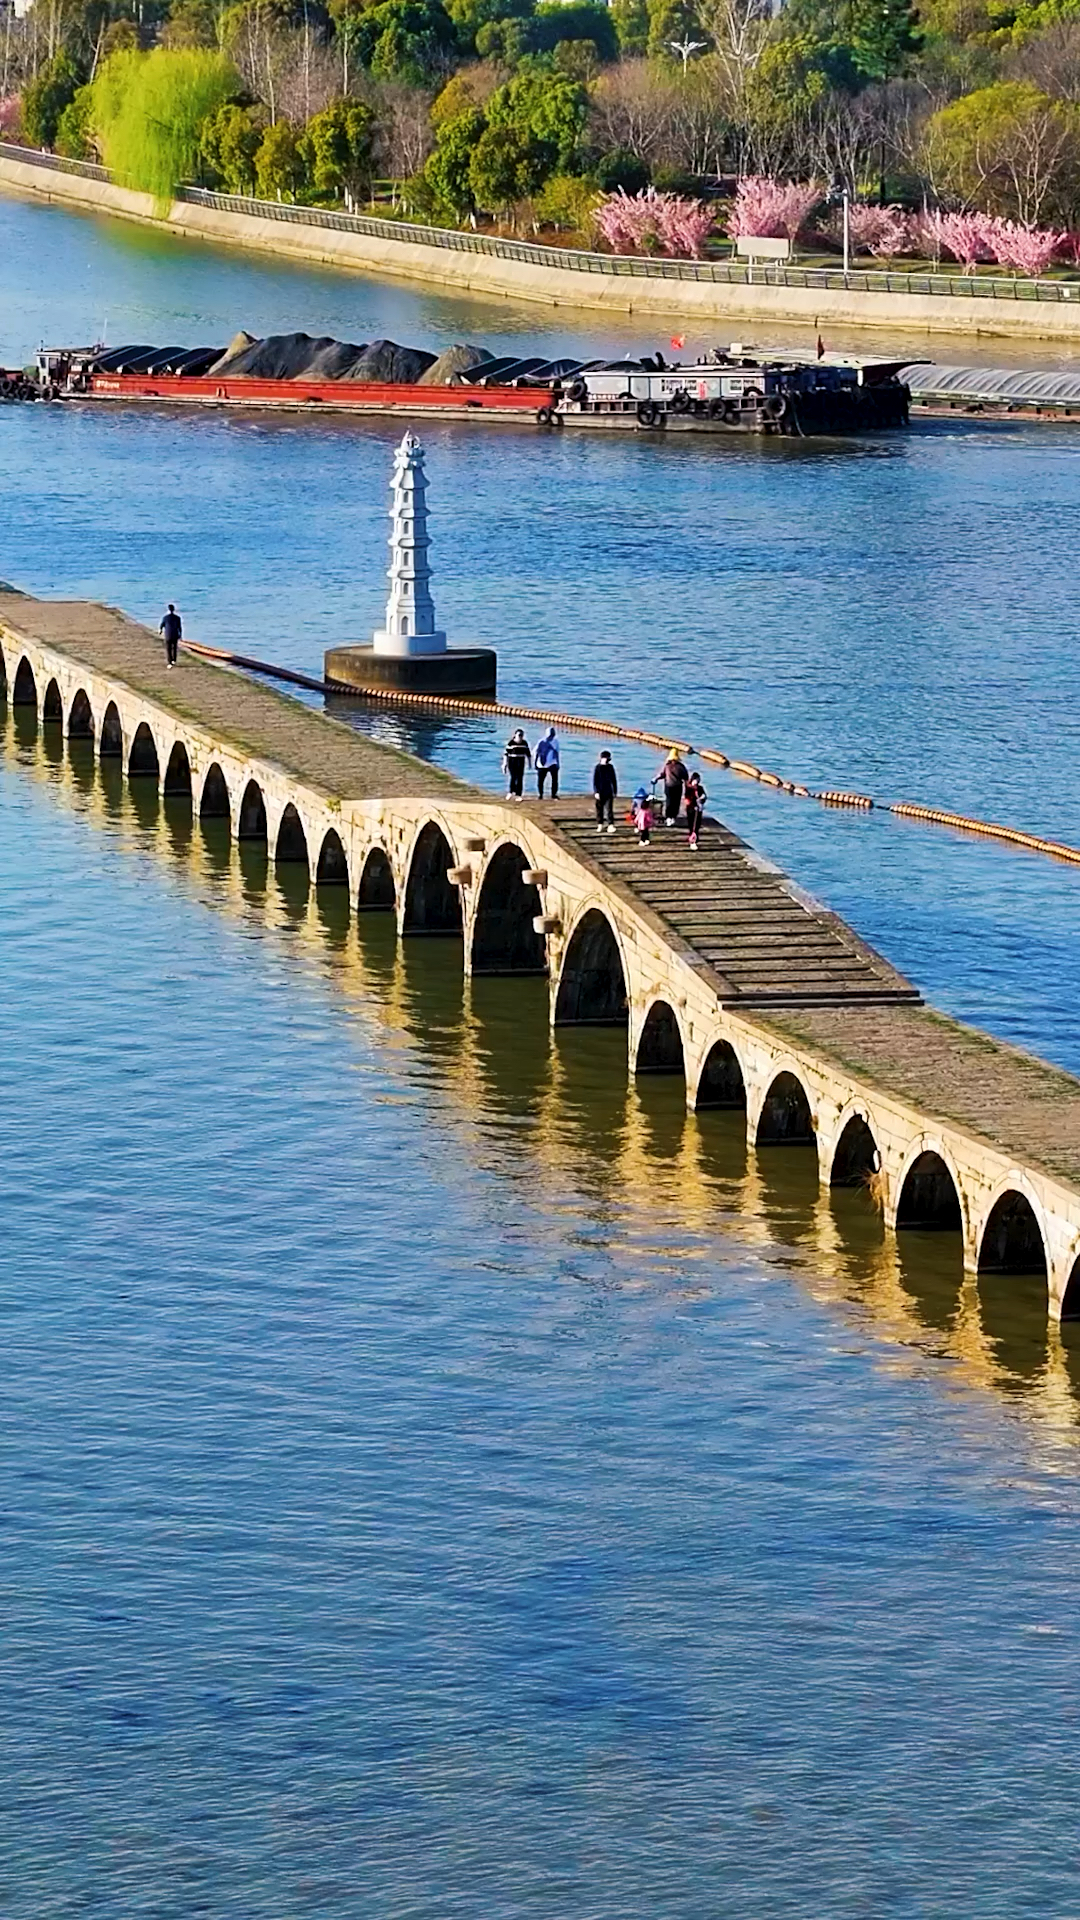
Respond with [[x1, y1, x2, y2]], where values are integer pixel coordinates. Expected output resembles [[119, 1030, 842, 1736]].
[[593, 751, 618, 832], [685, 770, 707, 850], [503, 729, 532, 800], [655, 747, 688, 825], [159, 603, 182, 668]]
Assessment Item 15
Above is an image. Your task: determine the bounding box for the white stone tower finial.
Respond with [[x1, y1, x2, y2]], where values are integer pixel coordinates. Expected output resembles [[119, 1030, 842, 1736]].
[[371, 431, 447, 658]]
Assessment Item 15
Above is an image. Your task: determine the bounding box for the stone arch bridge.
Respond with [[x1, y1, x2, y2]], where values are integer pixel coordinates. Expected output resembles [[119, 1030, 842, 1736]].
[[6, 587, 1080, 1321]]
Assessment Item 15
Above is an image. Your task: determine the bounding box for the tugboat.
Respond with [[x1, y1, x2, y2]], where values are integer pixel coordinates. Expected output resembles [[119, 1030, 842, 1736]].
[[21, 333, 911, 437]]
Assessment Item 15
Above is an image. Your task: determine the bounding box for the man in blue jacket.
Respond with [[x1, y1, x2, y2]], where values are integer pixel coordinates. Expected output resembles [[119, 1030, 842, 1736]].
[[535, 727, 560, 799]]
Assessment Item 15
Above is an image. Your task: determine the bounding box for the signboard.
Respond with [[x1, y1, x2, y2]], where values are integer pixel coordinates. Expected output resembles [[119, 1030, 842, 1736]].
[[736, 236, 792, 261]]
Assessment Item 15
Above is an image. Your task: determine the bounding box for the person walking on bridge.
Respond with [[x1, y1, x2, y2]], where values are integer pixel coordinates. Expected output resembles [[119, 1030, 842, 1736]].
[[159, 603, 182, 669], [685, 770, 707, 851], [655, 747, 688, 826], [503, 728, 532, 801], [593, 750, 618, 833], [535, 727, 560, 800]]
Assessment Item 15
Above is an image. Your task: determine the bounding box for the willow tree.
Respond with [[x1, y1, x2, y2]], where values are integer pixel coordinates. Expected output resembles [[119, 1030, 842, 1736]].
[[91, 48, 240, 201]]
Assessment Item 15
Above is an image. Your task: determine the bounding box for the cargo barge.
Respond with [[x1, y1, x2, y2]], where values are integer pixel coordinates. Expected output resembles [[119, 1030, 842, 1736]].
[[5, 332, 911, 436]]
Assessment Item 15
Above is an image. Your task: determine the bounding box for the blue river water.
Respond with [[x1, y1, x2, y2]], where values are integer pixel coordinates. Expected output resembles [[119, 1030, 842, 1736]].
[[3, 189, 1080, 1915]]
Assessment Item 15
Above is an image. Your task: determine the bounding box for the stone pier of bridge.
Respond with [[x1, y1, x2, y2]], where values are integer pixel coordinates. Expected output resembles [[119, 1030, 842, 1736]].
[[5, 585, 1080, 1320]]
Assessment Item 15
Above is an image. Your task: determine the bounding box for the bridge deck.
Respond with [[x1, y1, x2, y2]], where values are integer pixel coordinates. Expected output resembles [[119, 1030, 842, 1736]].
[[549, 807, 918, 1008], [4, 589, 1080, 1197], [0, 591, 464, 801], [763, 1004, 1080, 1190]]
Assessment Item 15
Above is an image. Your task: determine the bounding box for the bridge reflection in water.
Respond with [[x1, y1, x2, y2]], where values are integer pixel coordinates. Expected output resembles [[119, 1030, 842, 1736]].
[[5, 697, 1079, 1442]]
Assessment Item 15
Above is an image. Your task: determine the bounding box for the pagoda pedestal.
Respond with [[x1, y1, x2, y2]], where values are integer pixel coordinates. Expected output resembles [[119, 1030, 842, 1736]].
[[325, 644, 497, 695], [325, 430, 497, 697]]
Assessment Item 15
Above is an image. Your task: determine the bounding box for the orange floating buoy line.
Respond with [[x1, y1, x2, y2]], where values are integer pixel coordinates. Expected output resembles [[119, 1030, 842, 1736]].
[[181, 641, 1080, 871]]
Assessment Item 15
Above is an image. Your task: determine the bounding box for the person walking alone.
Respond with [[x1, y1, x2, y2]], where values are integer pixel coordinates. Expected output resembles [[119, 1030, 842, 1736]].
[[685, 769, 707, 851], [160, 603, 182, 669], [593, 750, 618, 833], [655, 746, 688, 827], [503, 728, 532, 800], [535, 727, 560, 800]]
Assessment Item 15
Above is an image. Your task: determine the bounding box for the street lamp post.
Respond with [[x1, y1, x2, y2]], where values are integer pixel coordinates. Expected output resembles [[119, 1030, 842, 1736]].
[[828, 181, 851, 277], [667, 34, 706, 70]]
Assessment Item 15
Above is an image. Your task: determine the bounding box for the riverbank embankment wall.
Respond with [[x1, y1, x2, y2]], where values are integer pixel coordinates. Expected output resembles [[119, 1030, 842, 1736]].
[[5, 147, 1080, 344]]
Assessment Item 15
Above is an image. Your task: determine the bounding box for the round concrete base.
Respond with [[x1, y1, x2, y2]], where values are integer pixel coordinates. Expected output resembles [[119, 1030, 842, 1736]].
[[325, 645, 497, 697]]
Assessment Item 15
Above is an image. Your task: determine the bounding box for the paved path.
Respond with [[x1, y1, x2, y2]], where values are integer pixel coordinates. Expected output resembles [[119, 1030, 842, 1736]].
[[0, 590, 464, 801]]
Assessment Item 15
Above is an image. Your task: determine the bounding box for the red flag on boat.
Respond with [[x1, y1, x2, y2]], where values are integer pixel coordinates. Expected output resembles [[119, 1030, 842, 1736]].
[[670, 334, 686, 349]]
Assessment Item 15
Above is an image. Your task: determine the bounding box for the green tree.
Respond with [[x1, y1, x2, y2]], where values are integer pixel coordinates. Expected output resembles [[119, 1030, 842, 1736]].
[[646, 0, 704, 61], [611, 0, 649, 54], [924, 78, 1080, 222], [299, 96, 375, 202], [54, 80, 95, 158], [90, 46, 238, 198], [444, 0, 532, 54], [486, 63, 587, 169], [351, 0, 455, 78], [475, 15, 531, 56], [531, 0, 616, 56], [468, 117, 538, 210], [199, 100, 263, 190], [595, 143, 650, 190], [255, 115, 306, 195], [423, 101, 485, 214], [846, 0, 922, 78], [777, 0, 921, 84], [162, 0, 223, 49], [22, 49, 82, 149]]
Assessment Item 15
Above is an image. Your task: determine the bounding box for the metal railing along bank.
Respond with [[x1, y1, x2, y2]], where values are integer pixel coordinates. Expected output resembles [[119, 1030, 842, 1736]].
[[4, 140, 1080, 307]]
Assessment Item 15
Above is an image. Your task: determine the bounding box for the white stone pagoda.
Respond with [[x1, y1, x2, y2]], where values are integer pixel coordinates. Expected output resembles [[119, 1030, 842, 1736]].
[[324, 431, 496, 695], [371, 431, 446, 658]]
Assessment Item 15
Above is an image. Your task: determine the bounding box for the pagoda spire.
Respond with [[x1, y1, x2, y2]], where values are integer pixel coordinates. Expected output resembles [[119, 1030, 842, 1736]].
[[372, 431, 447, 658]]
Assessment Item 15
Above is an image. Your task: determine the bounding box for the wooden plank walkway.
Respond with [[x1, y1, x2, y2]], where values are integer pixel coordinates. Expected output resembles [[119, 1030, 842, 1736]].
[[551, 808, 919, 1008]]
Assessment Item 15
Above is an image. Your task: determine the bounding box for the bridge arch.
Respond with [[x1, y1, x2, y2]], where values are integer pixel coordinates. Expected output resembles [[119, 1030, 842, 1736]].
[[163, 739, 193, 801], [404, 820, 462, 935], [42, 677, 63, 724], [12, 656, 37, 707], [100, 701, 123, 758], [695, 1037, 747, 1110], [199, 762, 231, 822], [358, 844, 396, 911], [756, 1069, 815, 1147], [977, 1186, 1048, 1279], [128, 721, 160, 780], [636, 999, 685, 1075], [553, 905, 628, 1026], [895, 1146, 964, 1232], [238, 779, 267, 842], [830, 1110, 880, 1188], [316, 827, 348, 889], [471, 842, 545, 975], [275, 802, 310, 872], [67, 688, 94, 738]]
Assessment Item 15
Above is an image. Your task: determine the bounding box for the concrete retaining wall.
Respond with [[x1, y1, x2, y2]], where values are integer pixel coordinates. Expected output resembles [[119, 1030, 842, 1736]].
[[6, 149, 1080, 343]]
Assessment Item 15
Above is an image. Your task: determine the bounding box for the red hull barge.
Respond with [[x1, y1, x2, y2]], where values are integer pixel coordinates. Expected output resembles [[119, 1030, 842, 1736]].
[[84, 370, 554, 419]]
